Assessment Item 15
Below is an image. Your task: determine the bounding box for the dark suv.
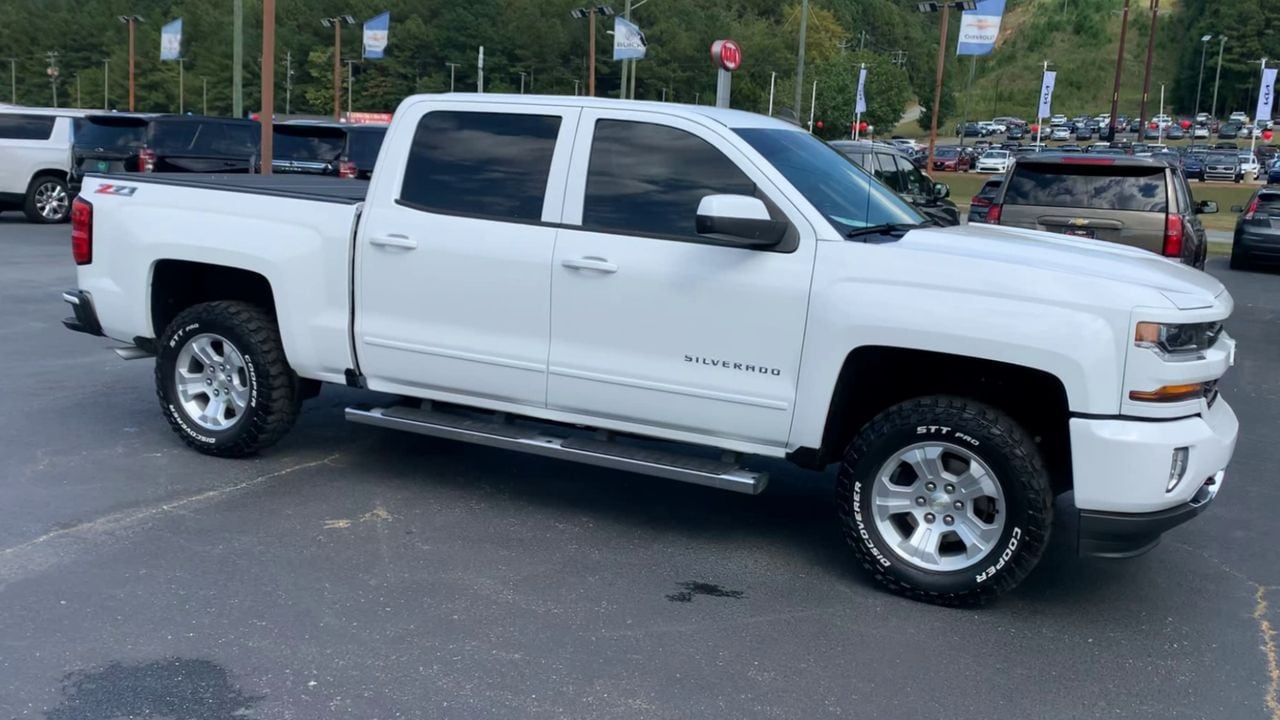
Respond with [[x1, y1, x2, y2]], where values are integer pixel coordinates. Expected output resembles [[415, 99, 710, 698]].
[[989, 155, 1215, 268], [270, 122, 388, 178], [72, 114, 260, 193], [1230, 187, 1280, 270], [829, 140, 960, 225]]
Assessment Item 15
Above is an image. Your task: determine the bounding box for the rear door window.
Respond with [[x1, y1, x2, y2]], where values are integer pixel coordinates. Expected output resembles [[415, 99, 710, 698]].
[[893, 154, 928, 197], [875, 153, 902, 191], [74, 118, 147, 151], [400, 111, 561, 222], [0, 114, 56, 140], [1255, 193, 1280, 217], [1003, 164, 1168, 212]]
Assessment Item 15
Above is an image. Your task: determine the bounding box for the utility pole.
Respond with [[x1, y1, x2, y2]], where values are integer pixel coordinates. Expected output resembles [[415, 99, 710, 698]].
[[178, 59, 184, 114], [926, 4, 952, 174], [346, 60, 355, 116], [589, 8, 597, 96], [794, 0, 809, 118], [1195, 34, 1212, 120], [573, 79, 581, 95], [233, 0, 243, 118], [768, 71, 776, 116], [46, 51, 59, 108], [621, 0, 632, 99], [76, 73, 81, 108], [477, 46, 485, 93], [285, 51, 292, 114], [261, 0, 276, 173], [103, 59, 109, 109], [118, 15, 142, 112], [202, 77, 207, 115], [519, 71, 527, 94], [1137, 0, 1159, 129], [6, 59, 14, 104], [1107, 0, 1130, 140], [445, 62, 459, 92], [1211, 36, 1227, 120]]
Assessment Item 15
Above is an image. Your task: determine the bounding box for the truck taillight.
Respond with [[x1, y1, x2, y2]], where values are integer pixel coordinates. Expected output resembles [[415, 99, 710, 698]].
[[138, 147, 157, 172], [986, 204, 1002, 224], [71, 197, 93, 265], [338, 160, 358, 179], [1162, 215, 1184, 258]]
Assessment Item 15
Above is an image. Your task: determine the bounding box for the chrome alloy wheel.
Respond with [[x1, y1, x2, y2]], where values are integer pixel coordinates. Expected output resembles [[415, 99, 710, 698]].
[[174, 333, 251, 431], [34, 181, 68, 220], [870, 442, 1006, 572]]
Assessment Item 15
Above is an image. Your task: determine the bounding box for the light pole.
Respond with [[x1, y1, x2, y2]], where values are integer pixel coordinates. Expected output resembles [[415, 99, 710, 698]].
[[103, 59, 109, 109], [261, 0, 277, 173], [445, 62, 460, 92], [118, 14, 143, 112], [1195, 34, 1213, 120], [1107, 0, 1130, 140], [285, 51, 293, 114], [6, 58, 14, 104], [1137, 0, 1160, 130], [1158, 82, 1165, 144], [320, 15, 356, 120], [1211, 36, 1227, 121], [519, 71, 527, 94], [795, 0, 808, 120], [768, 71, 776, 116], [571, 5, 614, 97], [917, 1, 977, 174], [233, 0, 243, 117], [346, 59, 356, 116], [202, 77, 207, 115]]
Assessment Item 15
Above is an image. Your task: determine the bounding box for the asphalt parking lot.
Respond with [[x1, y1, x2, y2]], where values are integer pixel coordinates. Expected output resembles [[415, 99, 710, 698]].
[[0, 217, 1277, 719]]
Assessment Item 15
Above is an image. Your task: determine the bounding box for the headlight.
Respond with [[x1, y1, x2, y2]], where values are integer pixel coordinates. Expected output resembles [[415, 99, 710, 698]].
[[1134, 321, 1222, 359]]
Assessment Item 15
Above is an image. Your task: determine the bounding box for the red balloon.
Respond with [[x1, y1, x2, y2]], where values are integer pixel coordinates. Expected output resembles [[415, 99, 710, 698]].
[[1264, 129, 1275, 142], [1180, 119, 1191, 129], [1149, 121, 1159, 129], [858, 121, 869, 132], [1030, 124, 1039, 133], [816, 120, 824, 129]]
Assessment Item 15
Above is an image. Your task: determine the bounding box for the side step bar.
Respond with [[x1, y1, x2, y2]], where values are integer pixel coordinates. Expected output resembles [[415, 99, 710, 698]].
[[345, 405, 768, 495]]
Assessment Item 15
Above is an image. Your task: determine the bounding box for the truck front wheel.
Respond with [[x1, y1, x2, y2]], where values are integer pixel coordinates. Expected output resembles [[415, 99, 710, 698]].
[[155, 301, 300, 457], [836, 396, 1052, 606]]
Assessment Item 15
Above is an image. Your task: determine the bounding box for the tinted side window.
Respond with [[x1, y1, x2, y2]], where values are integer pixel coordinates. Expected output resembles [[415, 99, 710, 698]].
[[400, 111, 560, 222], [583, 120, 755, 239], [838, 149, 871, 171], [1171, 171, 1192, 214], [894, 154, 927, 196], [875, 153, 902, 191], [1004, 165, 1168, 212], [0, 114, 56, 140]]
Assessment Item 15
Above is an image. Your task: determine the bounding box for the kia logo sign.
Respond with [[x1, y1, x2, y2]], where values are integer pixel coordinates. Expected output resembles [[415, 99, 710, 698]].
[[711, 39, 742, 72]]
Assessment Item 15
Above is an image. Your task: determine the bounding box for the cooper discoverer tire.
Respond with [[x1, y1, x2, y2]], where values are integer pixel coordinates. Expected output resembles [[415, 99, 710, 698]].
[[836, 396, 1052, 606], [155, 301, 299, 457]]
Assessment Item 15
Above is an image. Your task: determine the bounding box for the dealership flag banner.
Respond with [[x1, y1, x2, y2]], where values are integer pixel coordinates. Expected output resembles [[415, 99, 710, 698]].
[[613, 17, 647, 61], [1037, 70, 1057, 118], [957, 0, 1006, 56], [363, 12, 390, 60], [1256, 67, 1277, 125], [855, 66, 867, 114], [160, 18, 182, 61]]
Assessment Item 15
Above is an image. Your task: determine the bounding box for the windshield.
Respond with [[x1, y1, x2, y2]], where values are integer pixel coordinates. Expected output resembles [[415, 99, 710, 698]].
[[74, 118, 146, 151], [983, 151, 1008, 159], [149, 120, 259, 156], [273, 127, 346, 162], [935, 148, 960, 158], [735, 128, 925, 233], [1206, 153, 1237, 164]]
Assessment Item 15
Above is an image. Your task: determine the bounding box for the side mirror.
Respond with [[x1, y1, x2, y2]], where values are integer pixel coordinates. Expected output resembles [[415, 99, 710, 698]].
[[933, 182, 950, 199], [695, 195, 788, 247], [1230, 204, 1244, 213], [1196, 200, 1219, 214]]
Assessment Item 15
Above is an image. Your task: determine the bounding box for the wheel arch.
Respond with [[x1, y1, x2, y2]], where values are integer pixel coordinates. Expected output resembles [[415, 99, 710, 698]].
[[799, 346, 1073, 496], [150, 260, 278, 340]]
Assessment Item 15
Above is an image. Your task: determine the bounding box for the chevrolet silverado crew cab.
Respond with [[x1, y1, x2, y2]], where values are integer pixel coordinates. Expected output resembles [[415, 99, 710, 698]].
[[62, 95, 1239, 606]]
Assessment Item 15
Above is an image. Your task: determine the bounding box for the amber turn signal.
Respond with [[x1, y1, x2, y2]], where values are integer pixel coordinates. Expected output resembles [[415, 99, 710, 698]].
[[1128, 383, 1206, 403]]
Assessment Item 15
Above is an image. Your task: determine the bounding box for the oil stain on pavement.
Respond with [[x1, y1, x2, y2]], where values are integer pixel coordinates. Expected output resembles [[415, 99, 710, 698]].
[[666, 581, 746, 603], [45, 657, 259, 720]]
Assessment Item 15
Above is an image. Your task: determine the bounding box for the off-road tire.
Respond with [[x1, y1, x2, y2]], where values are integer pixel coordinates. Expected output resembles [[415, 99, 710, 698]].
[[155, 301, 299, 457], [836, 396, 1053, 606]]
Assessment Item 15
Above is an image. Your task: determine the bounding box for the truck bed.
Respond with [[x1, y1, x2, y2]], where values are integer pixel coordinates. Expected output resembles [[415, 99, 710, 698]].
[[86, 172, 369, 204]]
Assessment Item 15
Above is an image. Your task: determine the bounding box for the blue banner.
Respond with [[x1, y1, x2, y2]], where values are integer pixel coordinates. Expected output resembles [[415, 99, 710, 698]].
[[160, 18, 182, 61], [613, 17, 647, 61], [956, 0, 1005, 56], [363, 12, 390, 60]]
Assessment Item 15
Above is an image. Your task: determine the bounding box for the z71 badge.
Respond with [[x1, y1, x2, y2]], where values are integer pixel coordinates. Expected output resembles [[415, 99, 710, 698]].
[[94, 184, 138, 197]]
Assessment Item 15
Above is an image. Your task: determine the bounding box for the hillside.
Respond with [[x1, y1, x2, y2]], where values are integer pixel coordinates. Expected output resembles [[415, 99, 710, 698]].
[[963, 0, 1181, 121]]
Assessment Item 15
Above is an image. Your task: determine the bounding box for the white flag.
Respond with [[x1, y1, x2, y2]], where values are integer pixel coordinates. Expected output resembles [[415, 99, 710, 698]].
[[1256, 67, 1277, 126], [1037, 70, 1056, 118], [855, 67, 867, 114], [613, 17, 647, 61]]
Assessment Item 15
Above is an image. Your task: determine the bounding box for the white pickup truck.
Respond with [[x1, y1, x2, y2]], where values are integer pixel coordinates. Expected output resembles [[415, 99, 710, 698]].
[[63, 94, 1239, 605]]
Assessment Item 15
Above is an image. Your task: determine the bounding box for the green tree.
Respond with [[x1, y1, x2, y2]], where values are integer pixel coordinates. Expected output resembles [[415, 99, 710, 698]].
[[811, 52, 910, 139]]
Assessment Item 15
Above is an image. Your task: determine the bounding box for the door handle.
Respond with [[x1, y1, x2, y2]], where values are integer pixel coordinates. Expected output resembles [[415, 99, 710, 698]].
[[561, 257, 618, 274], [370, 234, 418, 250]]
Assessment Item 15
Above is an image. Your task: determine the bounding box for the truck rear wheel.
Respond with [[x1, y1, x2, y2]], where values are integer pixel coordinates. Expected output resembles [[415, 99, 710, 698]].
[[155, 301, 300, 457], [836, 396, 1052, 606]]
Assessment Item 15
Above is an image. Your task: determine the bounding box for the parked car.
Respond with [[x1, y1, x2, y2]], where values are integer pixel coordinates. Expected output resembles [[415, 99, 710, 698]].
[[1266, 159, 1280, 185], [1074, 125, 1093, 141], [1192, 125, 1211, 139], [1166, 124, 1185, 140], [1183, 154, 1206, 180], [1237, 153, 1260, 180], [71, 114, 260, 194], [0, 107, 86, 223], [1203, 152, 1243, 182], [830, 140, 960, 225], [1143, 125, 1162, 140], [1230, 187, 1280, 270], [975, 149, 1012, 173], [1213, 142, 1239, 150], [930, 146, 971, 172], [967, 177, 1004, 223], [1049, 114, 1068, 126], [990, 154, 1213, 268], [1050, 126, 1072, 141], [64, 95, 1239, 605], [1152, 114, 1172, 129], [959, 122, 985, 138], [1228, 111, 1249, 124], [1005, 125, 1026, 140], [1218, 123, 1240, 140], [271, 122, 388, 179], [1151, 150, 1182, 167], [1057, 143, 1082, 153]]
